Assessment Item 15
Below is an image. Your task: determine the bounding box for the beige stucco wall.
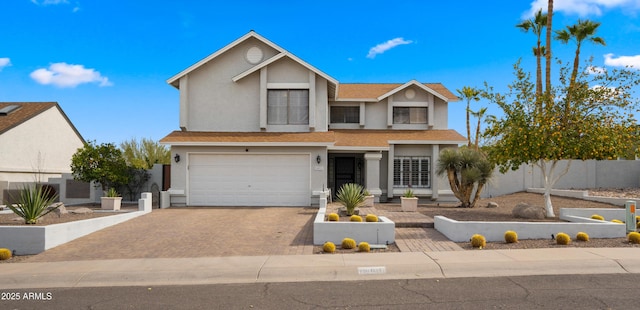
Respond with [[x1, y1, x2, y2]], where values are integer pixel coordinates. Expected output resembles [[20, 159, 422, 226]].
[[184, 37, 277, 132], [432, 97, 449, 129], [169, 145, 328, 206], [0, 107, 84, 183], [180, 38, 330, 133]]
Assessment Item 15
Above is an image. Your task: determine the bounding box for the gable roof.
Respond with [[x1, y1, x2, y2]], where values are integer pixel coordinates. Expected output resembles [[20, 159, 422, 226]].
[[337, 81, 458, 102], [167, 31, 339, 98], [0, 102, 85, 142], [160, 129, 466, 149]]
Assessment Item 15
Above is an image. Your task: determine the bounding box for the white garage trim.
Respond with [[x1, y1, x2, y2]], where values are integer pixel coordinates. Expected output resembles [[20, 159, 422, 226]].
[[187, 153, 311, 206]]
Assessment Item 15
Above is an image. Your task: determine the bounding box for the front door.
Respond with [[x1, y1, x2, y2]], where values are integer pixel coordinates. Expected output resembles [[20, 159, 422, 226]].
[[334, 157, 355, 194]]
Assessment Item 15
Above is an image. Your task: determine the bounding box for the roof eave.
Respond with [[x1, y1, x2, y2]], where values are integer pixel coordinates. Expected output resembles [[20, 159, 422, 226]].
[[166, 31, 286, 87], [376, 80, 450, 102]]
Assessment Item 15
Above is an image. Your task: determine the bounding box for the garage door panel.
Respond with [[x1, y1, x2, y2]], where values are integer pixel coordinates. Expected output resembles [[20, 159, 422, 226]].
[[188, 154, 310, 206]]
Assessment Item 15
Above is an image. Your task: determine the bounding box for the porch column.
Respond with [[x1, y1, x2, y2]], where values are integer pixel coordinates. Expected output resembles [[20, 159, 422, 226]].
[[431, 145, 439, 200], [364, 152, 383, 201]]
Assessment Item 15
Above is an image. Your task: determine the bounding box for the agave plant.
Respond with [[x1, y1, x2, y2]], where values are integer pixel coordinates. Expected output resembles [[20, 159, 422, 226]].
[[8, 185, 59, 224], [336, 183, 365, 216]]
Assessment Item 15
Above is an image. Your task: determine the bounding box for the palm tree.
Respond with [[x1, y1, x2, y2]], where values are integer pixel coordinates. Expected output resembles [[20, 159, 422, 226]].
[[436, 148, 493, 208], [516, 9, 547, 98], [456, 86, 481, 148], [545, 0, 554, 94], [470, 107, 488, 149], [555, 19, 606, 117], [555, 19, 606, 91]]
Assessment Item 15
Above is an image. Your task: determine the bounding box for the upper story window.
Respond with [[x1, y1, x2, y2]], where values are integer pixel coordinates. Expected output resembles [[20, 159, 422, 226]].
[[267, 89, 309, 125], [330, 106, 360, 123], [393, 107, 427, 124]]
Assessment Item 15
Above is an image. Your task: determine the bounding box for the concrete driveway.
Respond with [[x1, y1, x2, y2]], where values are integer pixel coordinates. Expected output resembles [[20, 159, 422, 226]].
[[25, 207, 316, 262]]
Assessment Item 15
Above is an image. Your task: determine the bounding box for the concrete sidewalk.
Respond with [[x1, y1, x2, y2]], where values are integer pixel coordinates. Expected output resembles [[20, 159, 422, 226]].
[[3, 248, 640, 289]]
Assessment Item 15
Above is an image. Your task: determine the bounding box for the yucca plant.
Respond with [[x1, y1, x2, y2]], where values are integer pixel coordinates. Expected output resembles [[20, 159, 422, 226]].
[[8, 185, 59, 224], [336, 183, 365, 216]]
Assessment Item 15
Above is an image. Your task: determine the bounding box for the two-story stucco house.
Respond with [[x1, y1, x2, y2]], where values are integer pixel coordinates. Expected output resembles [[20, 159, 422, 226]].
[[160, 31, 466, 207]]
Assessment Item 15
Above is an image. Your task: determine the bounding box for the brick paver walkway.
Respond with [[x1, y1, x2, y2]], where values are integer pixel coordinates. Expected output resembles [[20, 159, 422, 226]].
[[23, 204, 461, 262], [25, 207, 316, 262]]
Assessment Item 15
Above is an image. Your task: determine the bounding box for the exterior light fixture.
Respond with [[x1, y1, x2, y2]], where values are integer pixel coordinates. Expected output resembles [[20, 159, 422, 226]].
[[174, 154, 180, 163], [316, 155, 321, 164]]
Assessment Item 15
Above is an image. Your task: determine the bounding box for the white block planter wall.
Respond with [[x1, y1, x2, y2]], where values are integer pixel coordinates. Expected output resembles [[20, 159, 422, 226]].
[[434, 215, 626, 242], [314, 206, 395, 245], [0, 211, 146, 255]]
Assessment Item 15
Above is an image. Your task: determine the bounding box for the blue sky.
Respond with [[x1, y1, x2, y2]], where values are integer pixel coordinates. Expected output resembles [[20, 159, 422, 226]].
[[1, 0, 639, 144]]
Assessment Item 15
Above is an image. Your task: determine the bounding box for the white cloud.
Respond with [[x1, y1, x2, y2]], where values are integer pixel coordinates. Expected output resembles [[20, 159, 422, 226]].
[[31, 0, 69, 5], [604, 53, 640, 68], [30, 62, 112, 88], [524, 0, 640, 17], [587, 65, 606, 74], [0, 58, 11, 71], [366, 37, 413, 59]]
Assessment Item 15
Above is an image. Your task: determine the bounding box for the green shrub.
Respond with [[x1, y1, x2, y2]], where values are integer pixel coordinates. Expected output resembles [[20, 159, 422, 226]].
[[470, 234, 486, 248], [341, 238, 357, 249], [365, 214, 378, 222], [504, 230, 518, 243], [0, 248, 11, 260], [327, 213, 339, 221], [358, 242, 370, 252], [556, 232, 571, 245], [628, 232, 640, 244], [105, 187, 120, 197], [576, 232, 589, 242], [323, 242, 336, 253], [350, 215, 363, 222], [403, 188, 415, 198], [591, 214, 604, 221], [336, 183, 365, 216], [611, 219, 624, 224], [8, 185, 59, 224]]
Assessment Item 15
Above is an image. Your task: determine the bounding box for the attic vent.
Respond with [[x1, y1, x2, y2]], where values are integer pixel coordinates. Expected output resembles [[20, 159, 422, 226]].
[[0, 105, 20, 116]]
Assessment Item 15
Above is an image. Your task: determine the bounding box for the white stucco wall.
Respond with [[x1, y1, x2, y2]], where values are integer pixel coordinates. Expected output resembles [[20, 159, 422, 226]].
[[0, 107, 84, 183]]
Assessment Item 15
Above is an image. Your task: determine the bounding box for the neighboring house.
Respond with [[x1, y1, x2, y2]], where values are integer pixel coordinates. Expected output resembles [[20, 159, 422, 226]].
[[0, 102, 85, 202], [161, 31, 466, 207]]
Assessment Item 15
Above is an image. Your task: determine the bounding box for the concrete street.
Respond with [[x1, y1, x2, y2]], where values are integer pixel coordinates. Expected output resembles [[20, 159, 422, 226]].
[[3, 274, 639, 309]]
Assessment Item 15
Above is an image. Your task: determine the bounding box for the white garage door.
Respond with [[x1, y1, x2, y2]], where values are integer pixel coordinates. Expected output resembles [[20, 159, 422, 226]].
[[188, 154, 310, 206]]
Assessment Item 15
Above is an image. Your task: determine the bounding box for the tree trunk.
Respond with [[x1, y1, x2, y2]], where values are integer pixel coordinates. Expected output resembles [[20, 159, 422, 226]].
[[545, 0, 553, 94], [470, 182, 487, 208], [446, 169, 465, 203], [466, 100, 471, 147], [537, 159, 572, 218]]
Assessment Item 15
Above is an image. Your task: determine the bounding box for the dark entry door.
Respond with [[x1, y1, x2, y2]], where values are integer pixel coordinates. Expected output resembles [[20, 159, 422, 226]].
[[335, 157, 355, 194]]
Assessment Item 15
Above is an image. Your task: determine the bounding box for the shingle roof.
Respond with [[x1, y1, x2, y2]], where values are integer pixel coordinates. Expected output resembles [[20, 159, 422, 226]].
[[160, 129, 466, 148], [0, 102, 85, 142], [160, 131, 336, 144], [333, 130, 467, 147], [0, 102, 56, 134], [338, 83, 458, 101]]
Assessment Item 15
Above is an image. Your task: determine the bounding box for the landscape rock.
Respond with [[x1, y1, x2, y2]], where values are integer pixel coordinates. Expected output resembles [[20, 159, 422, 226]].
[[47, 202, 67, 216], [486, 202, 499, 208], [69, 207, 94, 214], [512, 202, 546, 219]]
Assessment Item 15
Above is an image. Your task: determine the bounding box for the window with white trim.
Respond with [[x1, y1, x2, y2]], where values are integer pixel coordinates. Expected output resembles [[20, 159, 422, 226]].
[[393, 156, 430, 188], [330, 106, 360, 123], [393, 107, 427, 124], [267, 89, 309, 125]]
